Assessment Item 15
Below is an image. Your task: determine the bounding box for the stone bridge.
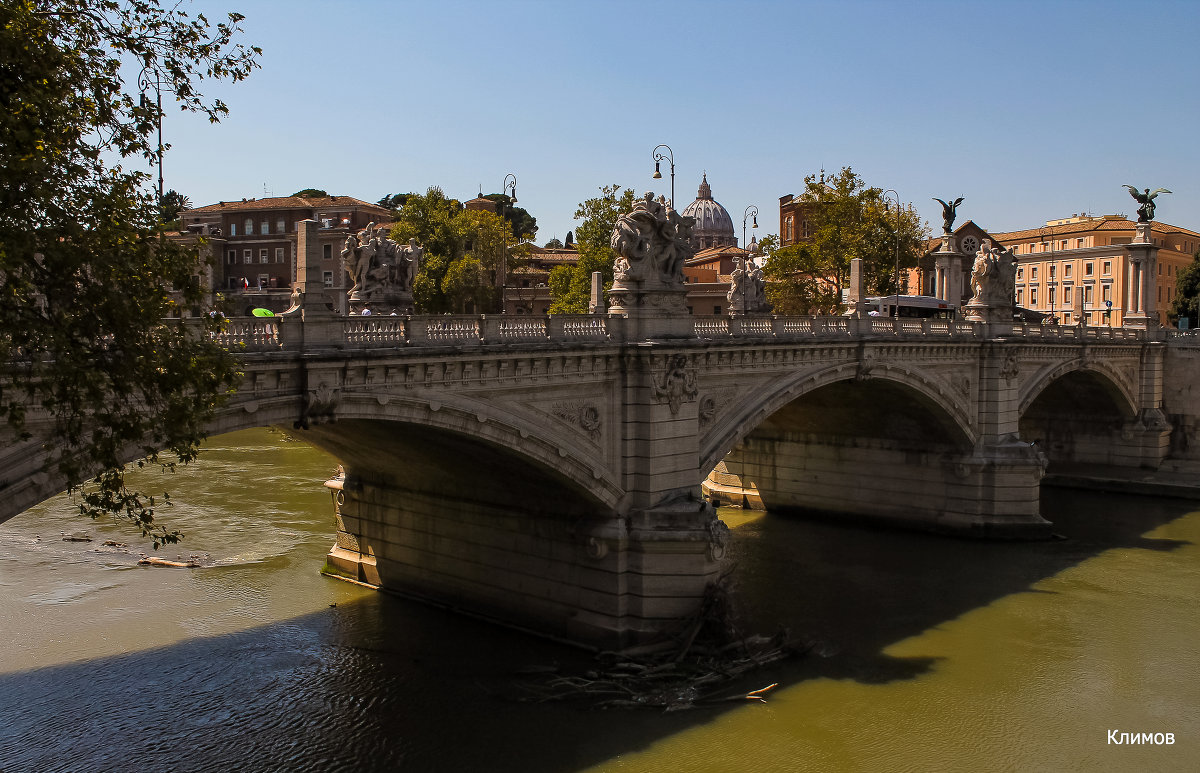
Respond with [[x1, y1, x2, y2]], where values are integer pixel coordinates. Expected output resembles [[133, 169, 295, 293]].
[[5, 220, 1200, 648]]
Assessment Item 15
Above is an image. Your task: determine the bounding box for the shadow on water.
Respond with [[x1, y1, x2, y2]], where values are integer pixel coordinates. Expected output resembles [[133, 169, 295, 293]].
[[0, 486, 1193, 773]]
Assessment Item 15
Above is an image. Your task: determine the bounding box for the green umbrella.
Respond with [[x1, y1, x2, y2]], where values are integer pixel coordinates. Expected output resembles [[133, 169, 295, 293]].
[[251, 308, 275, 317]]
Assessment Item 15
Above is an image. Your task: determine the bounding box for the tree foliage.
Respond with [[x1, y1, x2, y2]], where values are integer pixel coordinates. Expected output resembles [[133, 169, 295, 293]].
[[291, 188, 327, 198], [158, 189, 191, 223], [389, 188, 527, 314], [549, 185, 635, 314], [481, 193, 537, 242], [1169, 250, 1200, 327], [763, 167, 928, 315], [0, 1, 260, 544], [376, 192, 412, 211]]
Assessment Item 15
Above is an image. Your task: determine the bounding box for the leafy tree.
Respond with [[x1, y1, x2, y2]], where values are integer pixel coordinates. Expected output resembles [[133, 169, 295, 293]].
[[0, 1, 260, 544], [292, 188, 328, 198], [376, 192, 413, 211], [543, 238, 564, 249], [390, 188, 526, 313], [764, 167, 928, 314], [481, 194, 537, 242], [549, 185, 636, 313], [1169, 250, 1200, 327], [158, 189, 191, 223]]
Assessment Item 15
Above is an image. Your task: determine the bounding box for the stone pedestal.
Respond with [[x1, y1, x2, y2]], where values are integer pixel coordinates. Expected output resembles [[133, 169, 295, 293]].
[[607, 282, 694, 340], [1123, 222, 1159, 329], [933, 237, 966, 306], [349, 290, 413, 317]]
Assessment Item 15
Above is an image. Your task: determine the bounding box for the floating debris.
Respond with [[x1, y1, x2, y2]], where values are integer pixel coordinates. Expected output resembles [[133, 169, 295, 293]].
[[138, 556, 200, 568], [61, 532, 92, 542], [513, 579, 805, 711]]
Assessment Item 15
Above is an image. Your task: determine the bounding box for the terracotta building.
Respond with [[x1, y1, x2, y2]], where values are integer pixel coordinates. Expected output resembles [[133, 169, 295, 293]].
[[989, 215, 1200, 326], [180, 195, 392, 314]]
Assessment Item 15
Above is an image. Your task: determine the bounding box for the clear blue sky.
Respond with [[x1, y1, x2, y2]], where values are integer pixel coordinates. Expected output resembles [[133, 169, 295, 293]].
[[164, 0, 1200, 244]]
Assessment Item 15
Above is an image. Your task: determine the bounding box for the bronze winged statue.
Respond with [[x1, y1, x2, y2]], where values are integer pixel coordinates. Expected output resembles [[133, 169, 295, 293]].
[[1123, 185, 1171, 223], [933, 196, 964, 234]]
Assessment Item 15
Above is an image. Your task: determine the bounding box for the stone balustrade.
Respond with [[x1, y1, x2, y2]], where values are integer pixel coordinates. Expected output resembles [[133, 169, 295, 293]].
[[190, 312, 1176, 352]]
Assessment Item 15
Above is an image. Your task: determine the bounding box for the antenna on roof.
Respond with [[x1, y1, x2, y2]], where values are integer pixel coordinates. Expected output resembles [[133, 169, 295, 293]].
[[263, 183, 273, 197]]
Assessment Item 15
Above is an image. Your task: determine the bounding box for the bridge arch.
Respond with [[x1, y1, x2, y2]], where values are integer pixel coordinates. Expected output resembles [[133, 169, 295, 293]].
[[1018, 361, 1142, 470], [701, 361, 976, 474], [1018, 359, 1138, 418]]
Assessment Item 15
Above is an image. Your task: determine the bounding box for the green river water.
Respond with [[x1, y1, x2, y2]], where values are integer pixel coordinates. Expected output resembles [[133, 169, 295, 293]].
[[1, 428, 1197, 772]]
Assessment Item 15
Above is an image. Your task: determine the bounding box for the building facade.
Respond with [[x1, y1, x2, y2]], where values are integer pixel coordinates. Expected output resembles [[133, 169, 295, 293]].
[[181, 195, 392, 314], [990, 215, 1200, 326]]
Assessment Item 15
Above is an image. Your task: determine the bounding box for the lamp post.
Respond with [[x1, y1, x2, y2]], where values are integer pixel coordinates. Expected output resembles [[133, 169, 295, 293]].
[[499, 174, 518, 313], [138, 66, 165, 205], [884, 189, 901, 302], [742, 204, 758, 252], [651, 144, 675, 208], [502, 173, 517, 208]]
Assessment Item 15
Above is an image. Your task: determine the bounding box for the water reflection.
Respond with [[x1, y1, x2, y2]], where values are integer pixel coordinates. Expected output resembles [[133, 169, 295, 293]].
[[1, 430, 1198, 772]]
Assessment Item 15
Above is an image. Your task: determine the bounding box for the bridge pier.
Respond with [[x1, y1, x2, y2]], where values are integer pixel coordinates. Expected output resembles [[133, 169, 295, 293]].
[[322, 471, 722, 648]]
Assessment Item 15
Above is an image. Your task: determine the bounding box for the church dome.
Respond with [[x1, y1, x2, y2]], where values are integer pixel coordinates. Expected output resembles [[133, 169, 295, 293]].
[[680, 174, 736, 251]]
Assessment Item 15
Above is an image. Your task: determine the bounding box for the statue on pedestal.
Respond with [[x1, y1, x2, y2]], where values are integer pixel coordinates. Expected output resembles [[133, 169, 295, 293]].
[[967, 240, 1017, 309], [1123, 185, 1171, 223], [933, 196, 964, 234], [607, 193, 697, 337], [342, 224, 421, 314], [727, 256, 770, 314], [611, 192, 695, 287]]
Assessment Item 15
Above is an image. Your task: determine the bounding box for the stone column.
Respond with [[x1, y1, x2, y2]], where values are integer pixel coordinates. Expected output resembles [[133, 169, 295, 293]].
[[1123, 222, 1159, 328], [278, 219, 343, 349]]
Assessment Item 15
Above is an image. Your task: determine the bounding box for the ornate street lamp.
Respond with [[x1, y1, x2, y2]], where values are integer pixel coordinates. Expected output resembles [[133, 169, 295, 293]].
[[651, 144, 675, 208], [742, 204, 758, 252], [883, 189, 901, 299], [502, 173, 517, 207]]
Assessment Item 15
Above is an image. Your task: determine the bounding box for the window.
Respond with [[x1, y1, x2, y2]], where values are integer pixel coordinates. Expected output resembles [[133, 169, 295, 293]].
[[261, 221, 269, 235], [1102, 285, 1112, 303], [714, 305, 722, 315], [1030, 287, 1038, 305], [1063, 288, 1072, 307], [1159, 286, 1163, 302], [1085, 262, 1093, 276], [1017, 288, 1024, 305], [802, 219, 811, 238], [277, 219, 285, 233], [245, 218, 254, 235], [1076, 238, 1085, 249], [323, 271, 334, 287], [229, 223, 237, 236], [1049, 287, 1056, 306], [1031, 266, 1038, 280], [1017, 267, 1025, 280], [259, 249, 268, 264], [1060, 240, 1068, 250], [275, 247, 284, 263], [1084, 285, 1093, 303], [1064, 264, 1073, 278], [243, 249, 252, 264], [323, 244, 332, 260], [1049, 264, 1056, 279], [784, 216, 793, 242], [227, 250, 236, 264]]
